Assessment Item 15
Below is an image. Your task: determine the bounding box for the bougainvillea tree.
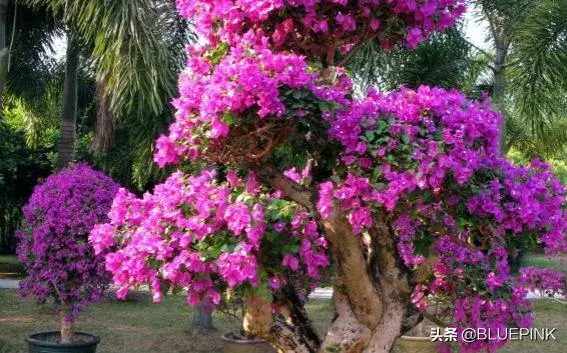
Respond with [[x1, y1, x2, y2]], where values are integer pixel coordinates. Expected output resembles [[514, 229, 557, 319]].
[[90, 1, 567, 352], [17, 163, 119, 343]]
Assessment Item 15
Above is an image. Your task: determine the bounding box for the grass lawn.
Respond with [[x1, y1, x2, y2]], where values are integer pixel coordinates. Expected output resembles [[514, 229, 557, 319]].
[[498, 300, 567, 353], [0, 289, 333, 353], [1, 252, 566, 352], [0, 255, 24, 279], [1, 289, 566, 353], [521, 253, 567, 274]]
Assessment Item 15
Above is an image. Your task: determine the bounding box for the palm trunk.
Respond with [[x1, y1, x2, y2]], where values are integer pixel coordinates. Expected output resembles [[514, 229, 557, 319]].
[[57, 28, 79, 168], [60, 302, 76, 344], [0, 0, 9, 121], [493, 40, 509, 154]]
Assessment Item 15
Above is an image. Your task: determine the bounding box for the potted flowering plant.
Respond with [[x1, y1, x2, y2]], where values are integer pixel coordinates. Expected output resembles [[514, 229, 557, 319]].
[[393, 296, 450, 353], [16, 163, 119, 353], [217, 292, 275, 353]]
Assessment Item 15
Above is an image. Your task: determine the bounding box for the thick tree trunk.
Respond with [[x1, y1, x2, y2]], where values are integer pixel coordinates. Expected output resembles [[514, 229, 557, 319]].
[[60, 303, 76, 344], [57, 28, 79, 168], [0, 0, 9, 121], [193, 301, 215, 332], [253, 167, 414, 353]]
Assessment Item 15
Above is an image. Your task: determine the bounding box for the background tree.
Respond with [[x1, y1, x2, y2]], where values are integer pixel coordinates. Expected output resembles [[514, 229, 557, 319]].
[[0, 121, 52, 253], [0, 0, 10, 119], [349, 26, 489, 97], [20, 0, 189, 175], [350, 0, 567, 159]]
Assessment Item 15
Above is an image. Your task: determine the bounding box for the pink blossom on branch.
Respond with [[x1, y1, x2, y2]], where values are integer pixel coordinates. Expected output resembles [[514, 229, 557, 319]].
[[89, 1, 567, 352]]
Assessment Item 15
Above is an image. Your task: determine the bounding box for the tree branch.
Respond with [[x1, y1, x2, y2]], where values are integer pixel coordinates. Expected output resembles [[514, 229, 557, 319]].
[[422, 311, 450, 328], [244, 295, 315, 353], [255, 164, 314, 211], [321, 208, 383, 329]]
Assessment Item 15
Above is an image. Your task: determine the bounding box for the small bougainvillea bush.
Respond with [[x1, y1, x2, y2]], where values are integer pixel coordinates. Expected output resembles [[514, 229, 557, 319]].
[[17, 163, 119, 315], [91, 1, 567, 353]]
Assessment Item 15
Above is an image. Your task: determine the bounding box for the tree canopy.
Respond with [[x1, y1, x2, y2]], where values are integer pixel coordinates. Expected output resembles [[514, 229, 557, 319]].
[[89, 2, 567, 353]]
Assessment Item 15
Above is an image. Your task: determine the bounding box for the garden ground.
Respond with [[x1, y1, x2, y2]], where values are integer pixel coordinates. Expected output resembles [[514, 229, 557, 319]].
[[0, 255, 24, 280], [1, 289, 566, 353], [0, 289, 331, 353], [1, 253, 566, 353]]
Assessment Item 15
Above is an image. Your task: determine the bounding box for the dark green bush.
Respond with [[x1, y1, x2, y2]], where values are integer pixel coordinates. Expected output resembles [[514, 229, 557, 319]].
[[0, 123, 53, 254]]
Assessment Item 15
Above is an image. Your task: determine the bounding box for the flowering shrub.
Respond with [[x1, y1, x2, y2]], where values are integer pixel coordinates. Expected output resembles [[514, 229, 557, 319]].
[[17, 163, 119, 315], [91, 170, 329, 305], [91, 1, 567, 352]]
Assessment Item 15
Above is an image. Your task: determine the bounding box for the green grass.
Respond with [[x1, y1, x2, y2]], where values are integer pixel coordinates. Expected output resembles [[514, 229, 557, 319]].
[[0, 255, 20, 265], [0, 255, 24, 279], [498, 300, 567, 353], [1, 288, 566, 353], [520, 253, 567, 274], [0, 289, 333, 353]]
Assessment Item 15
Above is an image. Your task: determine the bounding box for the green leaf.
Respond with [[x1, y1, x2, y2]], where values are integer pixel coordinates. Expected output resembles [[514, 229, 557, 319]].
[[221, 111, 235, 126], [282, 243, 300, 253]]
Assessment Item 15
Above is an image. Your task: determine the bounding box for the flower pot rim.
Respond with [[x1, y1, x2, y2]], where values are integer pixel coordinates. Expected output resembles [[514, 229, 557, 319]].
[[399, 335, 434, 341], [222, 332, 269, 345], [25, 331, 100, 348]]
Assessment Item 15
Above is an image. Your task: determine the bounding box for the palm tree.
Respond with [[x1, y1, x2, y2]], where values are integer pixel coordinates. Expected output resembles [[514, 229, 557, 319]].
[[57, 24, 78, 167], [348, 0, 567, 159], [20, 0, 189, 170], [450, 0, 567, 156], [0, 0, 9, 119], [505, 0, 567, 158], [349, 26, 487, 96]]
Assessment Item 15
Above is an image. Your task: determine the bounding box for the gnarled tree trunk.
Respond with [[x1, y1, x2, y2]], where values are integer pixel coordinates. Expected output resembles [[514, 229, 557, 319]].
[[247, 167, 416, 353]]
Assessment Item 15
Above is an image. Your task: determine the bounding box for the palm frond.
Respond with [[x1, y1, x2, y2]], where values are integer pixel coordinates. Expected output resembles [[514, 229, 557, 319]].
[[348, 25, 486, 95], [6, 2, 60, 104], [507, 0, 567, 138], [69, 0, 188, 129]]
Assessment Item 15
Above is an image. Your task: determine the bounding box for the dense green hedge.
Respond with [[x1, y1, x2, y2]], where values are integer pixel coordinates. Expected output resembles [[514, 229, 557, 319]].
[[0, 123, 53, 254]]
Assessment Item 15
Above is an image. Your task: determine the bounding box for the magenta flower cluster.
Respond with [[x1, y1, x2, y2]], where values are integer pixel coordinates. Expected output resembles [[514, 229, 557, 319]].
[[318, 86, 567, 351], [16, 163, 119, 314], [154, 0, 465, 168], [176, 0, 465, 51], [90, 1, 567, 352], [90, 170, 329, 305], [519, 267, 566, 294]]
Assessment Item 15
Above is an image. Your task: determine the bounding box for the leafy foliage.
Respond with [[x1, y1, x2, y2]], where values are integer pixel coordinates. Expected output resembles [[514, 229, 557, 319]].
[[349, 26, 489, 96], [506, 0, 567, 156], [0, 122, 53, 254]]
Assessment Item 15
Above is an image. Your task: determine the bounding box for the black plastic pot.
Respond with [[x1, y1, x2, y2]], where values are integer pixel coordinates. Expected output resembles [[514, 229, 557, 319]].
[[25, 331, 100, 353], [222, 333, 276, 353]]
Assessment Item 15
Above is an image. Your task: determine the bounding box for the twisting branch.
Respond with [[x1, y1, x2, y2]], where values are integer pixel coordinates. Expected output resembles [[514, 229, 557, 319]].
[[255, 164, 314, 211], [321, 206, 383, 330], [276, 285, 321, 350]]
